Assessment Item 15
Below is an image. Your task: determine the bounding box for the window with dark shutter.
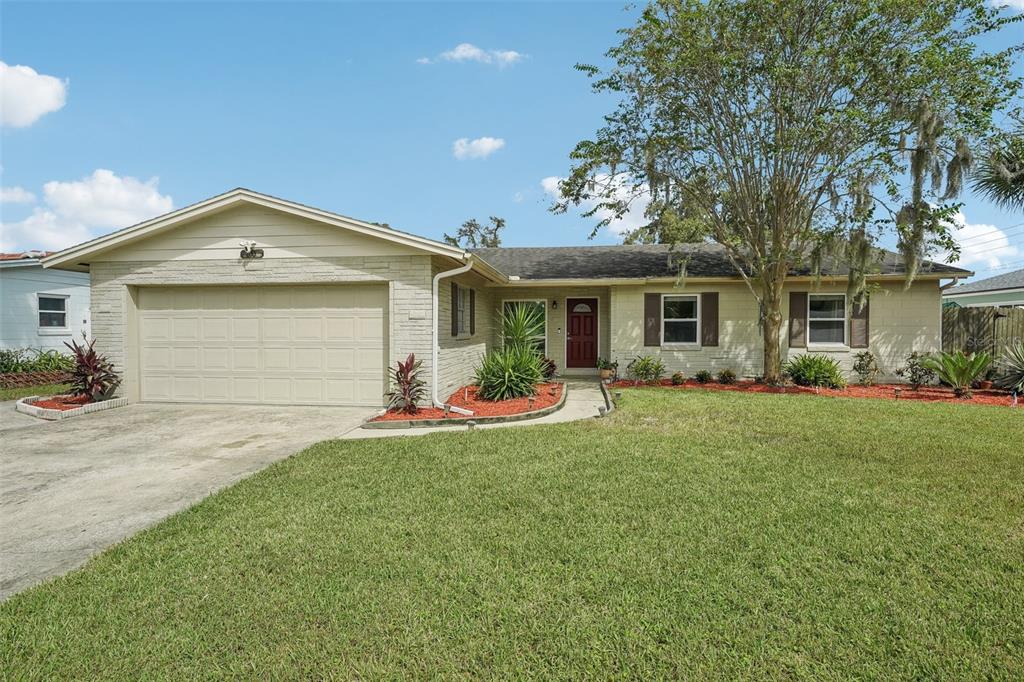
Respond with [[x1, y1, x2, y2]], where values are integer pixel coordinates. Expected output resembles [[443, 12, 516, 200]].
[[643, 293, 661, 346], [701, 292, 719, 347], [789, 292, 807, 348], [451, 283, 459, 337], [849, 298, 869, 348]]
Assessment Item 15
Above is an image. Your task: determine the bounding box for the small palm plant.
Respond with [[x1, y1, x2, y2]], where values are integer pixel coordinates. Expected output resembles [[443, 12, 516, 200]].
[[64, 336, 121, 401], [922, 350, 992, 399], [385, 354, 426, 414], [501, 302, 545, 352], [994, 343, 1024, 396]]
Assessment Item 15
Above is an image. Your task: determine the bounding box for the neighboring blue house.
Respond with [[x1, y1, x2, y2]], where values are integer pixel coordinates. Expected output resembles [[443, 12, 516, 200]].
[[0, 251, 91, 351]]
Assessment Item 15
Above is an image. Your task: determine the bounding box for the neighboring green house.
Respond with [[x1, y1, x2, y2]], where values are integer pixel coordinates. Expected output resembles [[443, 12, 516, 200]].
[[943, 268, 1024, 309]]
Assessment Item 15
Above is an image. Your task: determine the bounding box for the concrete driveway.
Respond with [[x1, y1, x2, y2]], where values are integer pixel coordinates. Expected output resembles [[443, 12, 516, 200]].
[[0, 401, 371, 600]]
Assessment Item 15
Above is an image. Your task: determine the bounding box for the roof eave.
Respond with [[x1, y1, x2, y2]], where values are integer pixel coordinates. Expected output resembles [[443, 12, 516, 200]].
[[42, 188, 467, 269]]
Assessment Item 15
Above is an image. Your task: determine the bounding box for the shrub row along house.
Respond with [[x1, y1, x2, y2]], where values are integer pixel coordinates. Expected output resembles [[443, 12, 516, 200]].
[[41, 188, 970, 407]]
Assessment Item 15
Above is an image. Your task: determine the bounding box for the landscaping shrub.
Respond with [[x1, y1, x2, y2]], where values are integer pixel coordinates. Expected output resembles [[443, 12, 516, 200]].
[[717, 368, 737, 385], [64, 337, 121, 400], [626, 355, 666, 384], [0, 348, 74, 374], [540, 356, 557, 379], [475, 346, 544, 401], [694, 369, 713, 384], [671, 371, 685, 385], [852, 350, 879, 386], [995, 342, 1024, 394], [922, 350, 992, 399], [501, 302, 545, 351], [895, 351, 936, 389], [784, 354, 846, 389], [385, 353, 426, 414]]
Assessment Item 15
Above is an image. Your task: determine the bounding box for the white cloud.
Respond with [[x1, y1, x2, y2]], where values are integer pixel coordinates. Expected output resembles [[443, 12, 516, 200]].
[[0, 169, 173, 252], [990, 0, 1024, 11], [0, 62, 67, 128], [453, 136, 505, 160], [418, 43, 525, 67], [943, 210, 1020, 270], [0, 186, 36, 204], [541, 174, 651, 237]]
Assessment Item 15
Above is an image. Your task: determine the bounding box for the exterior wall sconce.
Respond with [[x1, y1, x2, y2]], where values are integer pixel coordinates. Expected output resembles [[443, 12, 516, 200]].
[[551, 300, 558, 310], [239, 240, 264, 259]]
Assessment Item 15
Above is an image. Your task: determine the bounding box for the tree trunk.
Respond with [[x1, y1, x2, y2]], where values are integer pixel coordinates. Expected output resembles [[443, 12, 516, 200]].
[[760, 279, 785, 384]]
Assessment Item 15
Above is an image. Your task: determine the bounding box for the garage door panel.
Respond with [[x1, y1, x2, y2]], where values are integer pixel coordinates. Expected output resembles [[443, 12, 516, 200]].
[[202, 317, 230, 342], [139, 285, 386, 406], [324, 317, 356, 341], [232, 377, 261, 402], [202, 348, 230, 370], [172, 347, 200, 370]]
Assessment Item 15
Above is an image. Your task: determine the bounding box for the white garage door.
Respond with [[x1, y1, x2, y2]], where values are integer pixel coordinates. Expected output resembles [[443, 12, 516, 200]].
[[138, 285, 387, 406]]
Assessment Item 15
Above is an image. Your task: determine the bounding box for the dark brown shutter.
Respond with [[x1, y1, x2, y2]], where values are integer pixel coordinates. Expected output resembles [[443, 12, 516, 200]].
[[450, 282, 459, 337], [469, 289, 476, 336], [644, 293, 661, 346], [850, 298, 869, 348], [789, 292, 807, 348], [701, 292, 719, 347]]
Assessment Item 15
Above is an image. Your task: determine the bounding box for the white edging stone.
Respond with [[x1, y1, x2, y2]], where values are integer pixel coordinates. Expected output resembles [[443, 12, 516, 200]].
[[15, 395, 128, 421]]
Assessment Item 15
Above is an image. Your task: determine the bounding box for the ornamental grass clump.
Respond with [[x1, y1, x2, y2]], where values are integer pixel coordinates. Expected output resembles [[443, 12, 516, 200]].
[[717, 368, 738, 385], [64, 336, 121, 401], [474, 346, 544, 401], [784, 354, 846, 389], [995, 342, 1024, 394], [627, 355, 666, 385], [922, 350, 992, 399], [385, 353, 426, 414]]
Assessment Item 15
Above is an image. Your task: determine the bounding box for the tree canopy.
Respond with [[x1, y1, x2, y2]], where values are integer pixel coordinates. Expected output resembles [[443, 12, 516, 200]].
[[444, 216, 506, 249], [553, 0, 1021, 381]]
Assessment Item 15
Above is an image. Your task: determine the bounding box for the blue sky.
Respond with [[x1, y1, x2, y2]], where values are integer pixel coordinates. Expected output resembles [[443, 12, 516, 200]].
[[1, 1, 1021, 284]]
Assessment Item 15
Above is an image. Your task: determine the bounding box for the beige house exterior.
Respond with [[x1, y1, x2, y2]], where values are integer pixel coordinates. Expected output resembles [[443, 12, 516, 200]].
[[44, 188, 969, 407]]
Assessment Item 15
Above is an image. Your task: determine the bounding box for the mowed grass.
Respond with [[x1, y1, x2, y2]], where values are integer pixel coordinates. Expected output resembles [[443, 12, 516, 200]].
[[2, 390, 1022, 679], [0, 383, 70, 402]]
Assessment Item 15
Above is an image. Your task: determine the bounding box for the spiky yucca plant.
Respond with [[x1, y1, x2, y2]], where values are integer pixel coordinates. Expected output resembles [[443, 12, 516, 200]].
[[64, 336, 121, 401], [994, 343, 1024, 394], [922, 350, 992, 399], [475, 346, 543, 401], [385, 353, 426, 414]]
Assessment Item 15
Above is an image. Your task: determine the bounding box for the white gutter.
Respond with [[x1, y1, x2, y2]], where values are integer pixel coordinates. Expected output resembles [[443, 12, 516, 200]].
[[940, 277, 963, 291], [432, 257, 475, 415]]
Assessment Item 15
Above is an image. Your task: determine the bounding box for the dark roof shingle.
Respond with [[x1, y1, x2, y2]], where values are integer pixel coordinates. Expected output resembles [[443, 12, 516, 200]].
[[470, 244, 969, 280], [945, 267, 1024, 295]]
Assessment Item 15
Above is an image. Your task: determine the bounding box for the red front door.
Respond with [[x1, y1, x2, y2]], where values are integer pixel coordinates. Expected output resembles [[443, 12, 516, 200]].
[[566, 298, 598, 368]]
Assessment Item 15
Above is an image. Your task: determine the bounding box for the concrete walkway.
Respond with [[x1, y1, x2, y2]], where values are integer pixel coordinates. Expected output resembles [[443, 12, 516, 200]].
[[343, 379, 607, 439]]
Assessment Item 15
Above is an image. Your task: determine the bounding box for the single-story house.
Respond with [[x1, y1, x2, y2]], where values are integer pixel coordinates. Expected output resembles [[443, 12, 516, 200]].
[[42, 188, 970, 407], [942, 268, 1024, 309], [1, 251, 91, 350]]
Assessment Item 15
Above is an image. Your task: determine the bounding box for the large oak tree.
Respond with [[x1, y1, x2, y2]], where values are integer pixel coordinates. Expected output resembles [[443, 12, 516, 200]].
[[553, 0, 1020, 382]]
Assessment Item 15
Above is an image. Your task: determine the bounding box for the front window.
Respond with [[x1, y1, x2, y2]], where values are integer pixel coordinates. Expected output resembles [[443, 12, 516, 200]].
[[663, 295, 699, 344], [38, 295, 68, 329], [808, 294, 846, 345], [502, 300, 546, 354], [456, 287, 471, 335]]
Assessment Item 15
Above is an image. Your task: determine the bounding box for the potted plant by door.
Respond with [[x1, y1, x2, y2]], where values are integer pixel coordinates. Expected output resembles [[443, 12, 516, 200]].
[[597, 357, 618, 381]]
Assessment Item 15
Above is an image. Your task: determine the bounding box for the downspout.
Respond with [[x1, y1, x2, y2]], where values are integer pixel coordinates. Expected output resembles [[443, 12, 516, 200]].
[[432, 257, 475, 415]]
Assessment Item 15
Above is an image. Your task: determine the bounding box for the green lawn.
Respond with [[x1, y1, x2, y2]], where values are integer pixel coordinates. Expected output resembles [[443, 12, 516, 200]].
[[2, 390, 1022, 679], [0, 383, 70, 402]]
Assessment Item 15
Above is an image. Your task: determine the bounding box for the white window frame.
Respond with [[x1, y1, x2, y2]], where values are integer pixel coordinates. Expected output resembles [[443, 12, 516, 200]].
[[661, 293, 701, 348], [37, 293, 70, 333], [455, 286, 472, 336], [502, 299, 547, 355], [807, 293, 848, 347]]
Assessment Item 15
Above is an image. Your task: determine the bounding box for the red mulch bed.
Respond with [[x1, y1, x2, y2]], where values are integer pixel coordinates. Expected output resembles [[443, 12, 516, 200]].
[[610, 379, 1017, 407], [29, 394, 92, 411], [371, 383, 564, 422]]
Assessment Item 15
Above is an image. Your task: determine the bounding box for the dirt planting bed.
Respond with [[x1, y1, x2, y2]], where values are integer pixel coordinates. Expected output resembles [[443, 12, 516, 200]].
[[369, 383, 565, 424], [609, 379, 1017, 408]]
